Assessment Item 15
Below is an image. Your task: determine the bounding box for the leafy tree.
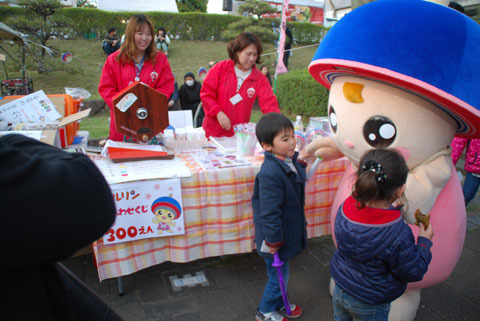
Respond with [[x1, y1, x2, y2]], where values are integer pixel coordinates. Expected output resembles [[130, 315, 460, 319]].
[[239, 0, 276, 20], [221, 18, 275, 43], [4, 0, 68, 73], [176, 0, 207, 13]]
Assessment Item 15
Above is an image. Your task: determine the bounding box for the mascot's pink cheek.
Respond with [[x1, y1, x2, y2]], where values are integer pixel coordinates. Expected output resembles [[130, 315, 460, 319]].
[[344, 141, 355, 149], [395, 147, 410, 161]]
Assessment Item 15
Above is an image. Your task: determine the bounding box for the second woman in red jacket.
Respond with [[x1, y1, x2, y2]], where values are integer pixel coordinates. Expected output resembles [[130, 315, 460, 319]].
[[200, 32, 280, 138]]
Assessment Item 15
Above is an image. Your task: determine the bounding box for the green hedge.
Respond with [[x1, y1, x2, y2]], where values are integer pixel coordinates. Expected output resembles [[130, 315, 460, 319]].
[[276, 69, 329, 117], [0, 7, 327, 44]]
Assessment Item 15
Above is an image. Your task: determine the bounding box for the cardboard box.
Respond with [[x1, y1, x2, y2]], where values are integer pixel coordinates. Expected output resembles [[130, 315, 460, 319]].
[[0, 94, 90, 147]]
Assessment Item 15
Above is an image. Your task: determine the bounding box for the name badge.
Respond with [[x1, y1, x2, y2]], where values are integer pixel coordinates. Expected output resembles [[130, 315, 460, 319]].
[[229, 93, 243, 105]]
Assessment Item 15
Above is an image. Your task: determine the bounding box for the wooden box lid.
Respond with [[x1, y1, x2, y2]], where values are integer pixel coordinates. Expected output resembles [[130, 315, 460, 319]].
[[112, 82, 169, 142]]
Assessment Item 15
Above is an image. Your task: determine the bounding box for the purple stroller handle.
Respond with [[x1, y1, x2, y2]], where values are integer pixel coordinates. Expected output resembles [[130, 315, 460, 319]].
[[273, 252, 291, 315]]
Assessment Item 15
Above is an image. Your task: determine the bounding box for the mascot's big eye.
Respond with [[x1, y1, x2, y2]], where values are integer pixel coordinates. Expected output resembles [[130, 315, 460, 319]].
[[329, 105, 337, 134], [363, 116, 396, 148]]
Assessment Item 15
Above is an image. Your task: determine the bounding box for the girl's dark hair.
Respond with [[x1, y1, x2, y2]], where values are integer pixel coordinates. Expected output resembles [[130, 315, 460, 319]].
[[227, 32, 263, 65], [353, 149, 408, 208], [255, 112, 293, 146]]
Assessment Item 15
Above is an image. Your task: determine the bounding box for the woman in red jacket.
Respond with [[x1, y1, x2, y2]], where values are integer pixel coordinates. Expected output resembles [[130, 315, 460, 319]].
[[200, 32, 280, 138], [451, 137, 480, 206], [99, 14, 174, 142]]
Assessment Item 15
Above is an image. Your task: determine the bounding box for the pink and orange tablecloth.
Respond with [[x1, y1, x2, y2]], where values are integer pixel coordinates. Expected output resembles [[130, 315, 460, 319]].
[[93, 156, 348, 281]]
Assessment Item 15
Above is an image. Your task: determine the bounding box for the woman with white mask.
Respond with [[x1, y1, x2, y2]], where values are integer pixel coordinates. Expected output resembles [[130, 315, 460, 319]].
[[179, 72, 202, 116]]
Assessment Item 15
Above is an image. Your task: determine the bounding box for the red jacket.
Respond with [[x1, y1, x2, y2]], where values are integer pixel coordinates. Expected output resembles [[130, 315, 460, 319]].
[[98, 51, 174, 141], [200, 59, 280, 138], [451, 137, 480, 174]]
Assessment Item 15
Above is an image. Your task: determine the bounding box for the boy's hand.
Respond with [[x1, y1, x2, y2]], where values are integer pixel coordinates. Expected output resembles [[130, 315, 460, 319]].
[[419, 222, 434, 240]]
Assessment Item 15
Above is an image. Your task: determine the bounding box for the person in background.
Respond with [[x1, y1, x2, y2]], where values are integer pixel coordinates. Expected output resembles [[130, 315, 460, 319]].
[[208, 60, 217, 70], [451, 137, 480, 206], [99, 14, 174, 142], [0, 134, 119, 321], [260, 65, 272, 87], [283, 27, 293, 69], [331, 148, 433, 321], [179, 71, 202, 116], [200, 32, 280, 138], [102, 27, 120, 55], [253, 112, 309, 321], [168, 74, 180, 111], [156, 27, 171, 57]]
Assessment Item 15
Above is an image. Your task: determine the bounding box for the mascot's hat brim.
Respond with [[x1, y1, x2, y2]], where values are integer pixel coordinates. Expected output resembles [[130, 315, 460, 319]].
[[309, 0, 480, 138]]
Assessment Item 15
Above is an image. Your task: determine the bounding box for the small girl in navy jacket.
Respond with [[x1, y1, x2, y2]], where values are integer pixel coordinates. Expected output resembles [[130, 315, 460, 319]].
[[331, 149, 434, 321]]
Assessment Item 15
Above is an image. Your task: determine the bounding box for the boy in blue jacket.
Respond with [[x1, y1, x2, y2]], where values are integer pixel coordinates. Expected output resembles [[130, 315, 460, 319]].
[[252, 112, 309, 321]]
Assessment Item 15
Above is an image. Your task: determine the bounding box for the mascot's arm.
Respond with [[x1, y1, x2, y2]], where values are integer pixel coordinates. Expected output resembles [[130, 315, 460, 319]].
[[403, 147, 452, 224], [305, 137, 344, 161]]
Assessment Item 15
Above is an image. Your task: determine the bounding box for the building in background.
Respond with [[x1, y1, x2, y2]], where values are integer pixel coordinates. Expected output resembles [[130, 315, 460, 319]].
[[262, 0, 325, 25]]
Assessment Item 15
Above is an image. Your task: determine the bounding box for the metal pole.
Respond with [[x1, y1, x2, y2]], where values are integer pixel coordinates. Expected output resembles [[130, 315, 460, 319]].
[[22, 43, 27, 94]]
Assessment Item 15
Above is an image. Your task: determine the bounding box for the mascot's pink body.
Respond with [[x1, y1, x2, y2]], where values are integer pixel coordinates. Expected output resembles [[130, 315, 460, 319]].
[[306, 1, 480, 320], [332, 165, 466, 290]]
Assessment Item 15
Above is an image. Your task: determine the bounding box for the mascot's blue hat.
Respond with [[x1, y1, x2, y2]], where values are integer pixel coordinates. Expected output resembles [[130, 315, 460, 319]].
[[309, 0, 480, 137], [151, 196, 182, 220]]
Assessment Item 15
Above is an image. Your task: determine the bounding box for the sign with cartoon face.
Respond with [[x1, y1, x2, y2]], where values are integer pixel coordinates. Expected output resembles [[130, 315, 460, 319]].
[[104, 178, 184, 244], [112, 82, 169, 142]]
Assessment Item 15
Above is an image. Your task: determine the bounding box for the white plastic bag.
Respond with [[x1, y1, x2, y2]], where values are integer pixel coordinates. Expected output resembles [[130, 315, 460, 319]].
[[64, 87, 91, 100]]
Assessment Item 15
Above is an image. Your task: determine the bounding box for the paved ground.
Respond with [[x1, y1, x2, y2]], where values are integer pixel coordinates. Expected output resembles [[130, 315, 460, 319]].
[[63, 214, 480, 321], [63, 161, 480, 321]]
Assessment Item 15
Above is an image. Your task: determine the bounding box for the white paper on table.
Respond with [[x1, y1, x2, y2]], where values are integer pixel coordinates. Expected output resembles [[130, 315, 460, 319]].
[[0, 90, 62, 124], [92, 156, 191, 184], [168, 110, 193, 129], [0, 130, 43, 140]]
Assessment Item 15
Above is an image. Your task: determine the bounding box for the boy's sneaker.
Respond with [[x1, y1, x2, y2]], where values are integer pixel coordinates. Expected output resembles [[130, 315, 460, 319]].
[[256, 310, 287, 321], [279, 304, 303, 319]]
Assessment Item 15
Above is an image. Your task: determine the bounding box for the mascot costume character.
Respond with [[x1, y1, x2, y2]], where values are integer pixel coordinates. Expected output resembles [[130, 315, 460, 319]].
[[305, 0, 480, 320]]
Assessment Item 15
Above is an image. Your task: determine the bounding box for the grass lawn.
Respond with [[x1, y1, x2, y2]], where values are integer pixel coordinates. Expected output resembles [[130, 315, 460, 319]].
[[1, 38, 318, 139]]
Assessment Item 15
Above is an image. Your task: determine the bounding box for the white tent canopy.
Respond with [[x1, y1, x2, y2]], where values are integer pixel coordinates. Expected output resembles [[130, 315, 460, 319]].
[[97, 0, 178, 12]]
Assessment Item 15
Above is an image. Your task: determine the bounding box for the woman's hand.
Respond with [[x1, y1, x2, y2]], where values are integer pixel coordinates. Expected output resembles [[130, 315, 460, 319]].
[[216, 111, 231, 131]]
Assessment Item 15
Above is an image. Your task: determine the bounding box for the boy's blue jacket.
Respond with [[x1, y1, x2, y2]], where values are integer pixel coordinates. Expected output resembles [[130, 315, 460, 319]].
[[252, 151, 307, 261], [331, 196, 433, 304]]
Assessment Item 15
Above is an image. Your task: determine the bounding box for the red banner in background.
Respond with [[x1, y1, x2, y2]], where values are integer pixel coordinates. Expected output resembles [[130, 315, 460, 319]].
[[263, 2, 324, 25]]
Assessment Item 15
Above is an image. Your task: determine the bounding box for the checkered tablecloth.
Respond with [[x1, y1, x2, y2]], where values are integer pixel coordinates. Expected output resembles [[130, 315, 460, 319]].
[[92, 157, 348, 281]]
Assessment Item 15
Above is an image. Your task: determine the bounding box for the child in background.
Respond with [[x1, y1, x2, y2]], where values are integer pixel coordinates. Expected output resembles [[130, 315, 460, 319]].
[[331, 149, 434, 321], [252, 112, 309, 321], [450, 137, 480, 206]]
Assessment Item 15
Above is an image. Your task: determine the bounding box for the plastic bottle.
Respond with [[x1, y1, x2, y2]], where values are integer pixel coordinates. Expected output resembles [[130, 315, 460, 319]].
[[294, 115, 303, 132], [163, 129, 176, 154]]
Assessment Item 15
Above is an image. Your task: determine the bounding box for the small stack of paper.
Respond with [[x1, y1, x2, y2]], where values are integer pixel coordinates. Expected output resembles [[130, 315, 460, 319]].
[[103, 140, 173, 162]]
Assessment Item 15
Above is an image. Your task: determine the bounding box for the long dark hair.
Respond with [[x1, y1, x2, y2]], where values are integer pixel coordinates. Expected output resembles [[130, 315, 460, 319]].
[[353, 149, 408, 208]]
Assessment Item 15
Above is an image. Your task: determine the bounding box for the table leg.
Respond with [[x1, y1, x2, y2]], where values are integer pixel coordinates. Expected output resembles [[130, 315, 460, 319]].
[[117, 277, 124, 296]]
